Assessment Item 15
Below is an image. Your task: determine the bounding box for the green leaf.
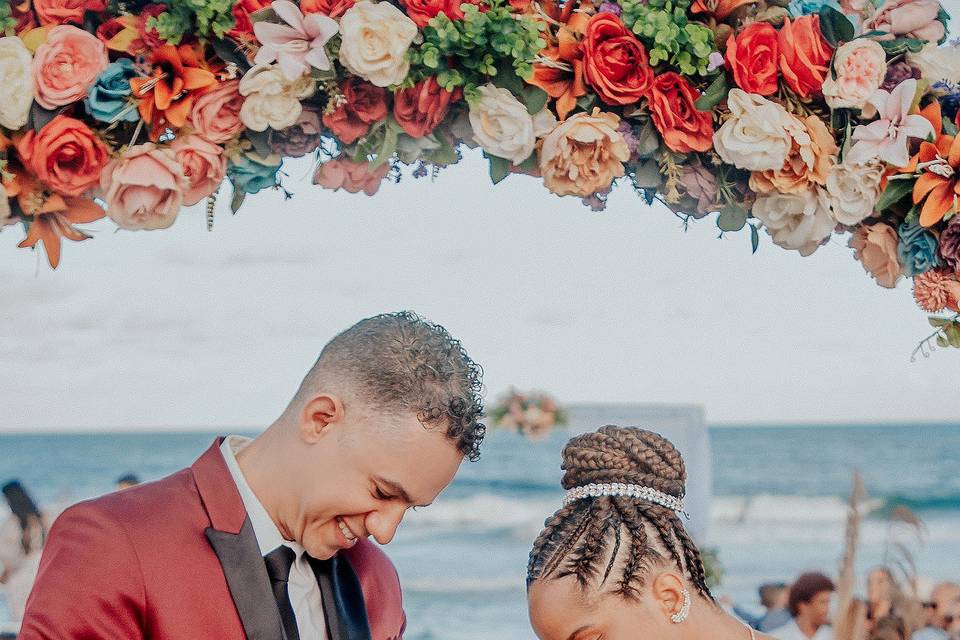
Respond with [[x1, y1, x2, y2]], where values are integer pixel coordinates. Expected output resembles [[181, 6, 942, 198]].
[[929, 317, 949, 328], [245, 129, 273, 158], [694, 73, 728, 111], [212, 38, 250, 72], [250, 7, 279, 23], [750, 224, 760, 254], [818, 6, 855, 46], [879, 37, 926, 56], [947, 324, 960, 348], [632, 160, 662, 188], [936, 333, 950, 348], [576, 93, 597, 112], [488, 154, 511, 184], [27, 101, 60, 133], [522, 85, 548, 115], [876, 177, 914, 213], [371, 119, 400, 168], [635, 121, 661, 159], [230, 188, 246, 214], [517, 153, 538, 173], [944, 117, 958, 137], [717, 203, 748, 232]]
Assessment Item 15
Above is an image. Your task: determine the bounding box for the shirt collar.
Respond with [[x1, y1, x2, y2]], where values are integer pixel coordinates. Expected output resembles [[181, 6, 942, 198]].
[[220, 435, 305, 558]]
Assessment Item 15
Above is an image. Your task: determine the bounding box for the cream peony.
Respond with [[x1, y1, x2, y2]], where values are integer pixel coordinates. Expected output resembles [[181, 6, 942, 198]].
[[238, 64, 315, 132], [713, 89, 796, 172], [0, 37, 33, 130], [468, 84, 557, 164], [824, 160, 885, 226], [751, 187, 836, 256], [338, 1, 418, 87], [907, 43, 960, 85], [539, 108, 629, 197], [822, 39, 887, 110]]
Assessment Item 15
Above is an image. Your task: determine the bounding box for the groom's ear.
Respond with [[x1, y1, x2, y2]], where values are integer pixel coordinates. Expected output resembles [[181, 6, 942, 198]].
[[650, 571, 686, 621], [299, 393, 345, 443]]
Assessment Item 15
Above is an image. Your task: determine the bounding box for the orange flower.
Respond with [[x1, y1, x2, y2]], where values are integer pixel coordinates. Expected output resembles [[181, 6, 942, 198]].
[[691, 0, 755, 20], [130, 44, 217, 140], [778, 16, 832, 99], [647, 72, 713, 153], [5, 171, 104, 269], [15, 115, 110, 197], [899, 102, 960, 228], [527, 0, 589, 121]]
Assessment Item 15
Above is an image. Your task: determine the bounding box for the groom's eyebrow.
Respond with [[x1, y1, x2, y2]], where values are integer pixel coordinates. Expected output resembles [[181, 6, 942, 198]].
[[374, 476, 432, 507]]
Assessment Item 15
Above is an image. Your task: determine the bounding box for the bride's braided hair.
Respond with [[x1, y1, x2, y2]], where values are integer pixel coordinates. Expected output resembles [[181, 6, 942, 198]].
[[526, 426, 713, 602]]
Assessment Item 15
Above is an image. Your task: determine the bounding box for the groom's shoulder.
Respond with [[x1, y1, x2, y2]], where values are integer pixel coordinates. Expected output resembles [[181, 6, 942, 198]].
[[343, 539, 403, 600]]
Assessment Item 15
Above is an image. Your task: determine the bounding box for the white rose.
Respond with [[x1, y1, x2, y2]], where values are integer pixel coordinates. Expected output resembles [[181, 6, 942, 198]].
[[823, 39, 887, 110], [239, 64, 315, 132], [0, 36, 33, 130], [713, 89, 795, 172], [824, 160, 885, 226], [338, 1, 418, 87], [469, 84, 557, 164], [752, 187, 836, 256], [907, 43, 960, 85]]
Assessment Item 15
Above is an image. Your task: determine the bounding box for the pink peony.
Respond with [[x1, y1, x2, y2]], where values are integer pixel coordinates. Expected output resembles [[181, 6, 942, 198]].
[[312, 157, 389, 196], [864, 0, 945, 43], [100, 143, 190, 230], [32, 25, 109, 109], [189, 80, 246, 144], [170, 134, 227, 206]]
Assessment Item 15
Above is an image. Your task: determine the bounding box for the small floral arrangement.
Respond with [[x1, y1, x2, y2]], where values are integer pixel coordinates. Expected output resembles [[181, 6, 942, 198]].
[[0, 0, 958, 351], [490, 388, 567, 439]]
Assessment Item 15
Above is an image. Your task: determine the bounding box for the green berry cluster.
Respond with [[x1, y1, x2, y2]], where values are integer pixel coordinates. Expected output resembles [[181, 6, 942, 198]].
[[148, 0, 236, 44], [619, 0, 714, 76]]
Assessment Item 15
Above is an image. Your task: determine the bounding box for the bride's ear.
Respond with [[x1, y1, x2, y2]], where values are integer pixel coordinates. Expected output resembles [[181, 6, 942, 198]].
[[650, 571, 687, 621]]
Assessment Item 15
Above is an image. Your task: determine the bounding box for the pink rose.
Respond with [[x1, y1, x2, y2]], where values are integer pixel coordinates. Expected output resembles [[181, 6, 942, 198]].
[[32, 25, 109, 109], [100, 143, 189, 230], [864, 0, 945, 43], [170, 134, 227, 206], [189, 80, 245, 144], [849, 222, 903, 288], [312, 158, 389, 196], [33, 0, 106, 25]]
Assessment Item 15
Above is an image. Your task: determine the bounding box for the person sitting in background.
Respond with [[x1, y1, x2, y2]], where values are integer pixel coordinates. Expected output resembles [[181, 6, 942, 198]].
[[115, 473, 140, 490], [770, 572, 835, 640]]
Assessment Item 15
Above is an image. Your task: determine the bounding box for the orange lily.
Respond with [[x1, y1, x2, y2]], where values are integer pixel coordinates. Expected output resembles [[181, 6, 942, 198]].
[[900, 102, 960, 228], [527, 0, 590, 121], [5, 171, 104, 269], [130, 43, 217, 140]]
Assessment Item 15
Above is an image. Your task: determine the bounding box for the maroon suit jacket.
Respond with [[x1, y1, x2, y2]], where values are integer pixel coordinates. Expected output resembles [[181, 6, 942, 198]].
[[19, 439, 406, 640]]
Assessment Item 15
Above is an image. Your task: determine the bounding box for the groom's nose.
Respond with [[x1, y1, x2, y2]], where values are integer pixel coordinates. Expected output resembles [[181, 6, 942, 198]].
[[365, 504, 406, 545]]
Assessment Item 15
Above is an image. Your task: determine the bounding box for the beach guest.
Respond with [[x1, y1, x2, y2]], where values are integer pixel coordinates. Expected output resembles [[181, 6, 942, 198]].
[[912, 580, 949, 640], [929, 583, 960, 634], [769, 572, 835, 640], [730, 582, 792, 631], [20, 312, 485, 640], [867, 567, 899, 631], [116, 473, 141, 489], [0, 481, 44, 583], [871, 615, 909, 640], [526, 426, 773, 640]]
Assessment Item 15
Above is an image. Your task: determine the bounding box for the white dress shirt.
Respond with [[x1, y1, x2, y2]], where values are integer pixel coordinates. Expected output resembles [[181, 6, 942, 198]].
[[221, 436, 328, 640], [770, 619, 833, 640]]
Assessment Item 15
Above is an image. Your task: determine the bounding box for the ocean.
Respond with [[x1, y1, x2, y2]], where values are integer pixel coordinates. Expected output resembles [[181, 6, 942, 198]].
[[1, 420, 958, 639]]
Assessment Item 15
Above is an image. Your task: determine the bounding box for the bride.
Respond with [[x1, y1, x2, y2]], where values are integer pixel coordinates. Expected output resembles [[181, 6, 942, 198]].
[[526, 425, 773, 640]]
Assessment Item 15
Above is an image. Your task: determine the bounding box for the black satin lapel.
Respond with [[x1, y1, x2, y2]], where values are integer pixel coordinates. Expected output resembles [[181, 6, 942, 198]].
[[309, 555, 372, 640], [206, 518, 285, 640]]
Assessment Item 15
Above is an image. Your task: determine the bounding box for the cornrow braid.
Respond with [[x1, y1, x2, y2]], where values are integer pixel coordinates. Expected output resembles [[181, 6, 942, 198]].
[[526, 426, 714, 605]]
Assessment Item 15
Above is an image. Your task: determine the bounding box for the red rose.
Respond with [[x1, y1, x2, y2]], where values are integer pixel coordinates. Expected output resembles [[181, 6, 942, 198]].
[[229, 0, 272, 40], [400, 0, 473, 26], [581, 12, 654, 106], [15, 116, 110, 197], [647, 72, 713, 153], [322, 78, 389, 144], [300, 0, 356, 18], [33, 0, 106, 26], [393, 77, 462, 138], [725, 22, 779, 96], [778, 15, 833, 98], [137, 4, 168, 51]]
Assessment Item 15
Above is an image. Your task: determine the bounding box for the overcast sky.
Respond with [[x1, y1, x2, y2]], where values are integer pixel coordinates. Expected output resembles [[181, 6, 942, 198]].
[[3, 21, 960, 430]]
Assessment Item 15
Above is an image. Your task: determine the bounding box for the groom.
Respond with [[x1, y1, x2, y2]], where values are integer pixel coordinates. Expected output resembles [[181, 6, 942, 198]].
[[19, 312, 485, 640]]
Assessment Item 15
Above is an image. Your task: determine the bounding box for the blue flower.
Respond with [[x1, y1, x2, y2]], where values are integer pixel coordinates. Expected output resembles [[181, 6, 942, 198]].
[[228, 152, 283, 194], [898, 221, 941, 276], [85, 58, 139, 124], [788, 0, 841, 16]]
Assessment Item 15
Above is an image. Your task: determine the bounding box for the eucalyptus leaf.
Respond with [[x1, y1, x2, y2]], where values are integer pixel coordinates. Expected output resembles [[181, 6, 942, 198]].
[[230, 188, 246, 215], [876, 177, 914, 213], [694, 73, 728, 111], [929, 317, 949, 328], [245, 129, 274, 158], [936, 333, 950, 348], [635, 121, 661, 159], [632, 160, 662, 189], [717, 203, 748, 232], [27, 101, 60, 133], [750, 224, 760, 254], [488, 154, 511, 184], [371, 120, 400, 168], [522, 85, 549, 116], [947, 324, 960, 348]]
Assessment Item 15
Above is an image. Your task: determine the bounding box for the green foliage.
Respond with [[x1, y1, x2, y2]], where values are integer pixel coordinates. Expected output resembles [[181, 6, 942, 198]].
[[818, 6, 855, 47], [407, 0, 547, 94], [0, 2, 16, 36], [149, 0, 236, 45], [700, 547, 725, 588], [620, 0, 714, 76]]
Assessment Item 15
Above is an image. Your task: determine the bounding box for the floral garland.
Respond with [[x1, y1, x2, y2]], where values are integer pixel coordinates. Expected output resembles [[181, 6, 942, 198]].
[[490, 388, 567, 439], [0, 0, 958, 348]]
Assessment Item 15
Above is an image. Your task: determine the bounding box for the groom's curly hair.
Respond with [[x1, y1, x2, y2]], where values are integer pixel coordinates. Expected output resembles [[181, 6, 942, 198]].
[[297, 311, 486, 461], [526, 426, 713, 601]]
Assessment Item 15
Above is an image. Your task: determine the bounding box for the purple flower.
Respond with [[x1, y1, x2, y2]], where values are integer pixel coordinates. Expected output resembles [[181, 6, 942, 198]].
[[598, 2, 621, 14], [707, 51, 725, 72]]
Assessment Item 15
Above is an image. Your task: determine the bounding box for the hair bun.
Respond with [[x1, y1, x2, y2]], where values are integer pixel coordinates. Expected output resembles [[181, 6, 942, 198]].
[[559, 425, 686, 499]]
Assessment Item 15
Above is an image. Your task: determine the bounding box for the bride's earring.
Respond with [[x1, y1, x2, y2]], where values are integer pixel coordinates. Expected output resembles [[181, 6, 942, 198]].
[[671, 588, 691, 624]]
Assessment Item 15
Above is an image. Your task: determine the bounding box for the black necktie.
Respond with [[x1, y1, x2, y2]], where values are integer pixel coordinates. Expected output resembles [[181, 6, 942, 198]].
[[264, 545, 300, 640]]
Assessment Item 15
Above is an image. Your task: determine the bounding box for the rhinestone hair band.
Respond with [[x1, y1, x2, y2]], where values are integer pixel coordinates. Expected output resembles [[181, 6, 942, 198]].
[[562, 482, 686, 514]]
